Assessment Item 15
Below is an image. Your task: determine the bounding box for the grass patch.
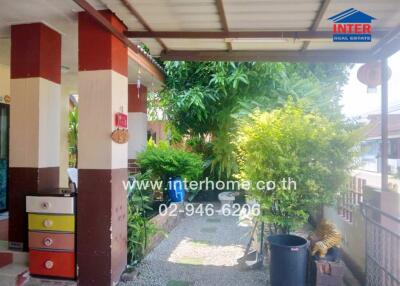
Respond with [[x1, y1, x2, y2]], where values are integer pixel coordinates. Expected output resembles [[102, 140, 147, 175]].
[[177, 257, 204, 265], [190, 240, 211, 247]]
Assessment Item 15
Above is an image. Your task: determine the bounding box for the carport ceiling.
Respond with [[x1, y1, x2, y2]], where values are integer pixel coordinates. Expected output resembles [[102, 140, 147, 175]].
[[98, 0, 400, 62], [0, 0, 164, 91]]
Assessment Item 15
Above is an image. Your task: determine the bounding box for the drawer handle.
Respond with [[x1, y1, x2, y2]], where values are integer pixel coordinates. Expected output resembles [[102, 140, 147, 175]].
[[40, 201, 51, 209], [44, 260, 54, 270], [43, 219, 53, 228], [43, 237, 53, 247]]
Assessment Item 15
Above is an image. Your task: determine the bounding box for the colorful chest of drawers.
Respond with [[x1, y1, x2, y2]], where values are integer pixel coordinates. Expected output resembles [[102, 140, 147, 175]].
[[26, 195, 76, 279]]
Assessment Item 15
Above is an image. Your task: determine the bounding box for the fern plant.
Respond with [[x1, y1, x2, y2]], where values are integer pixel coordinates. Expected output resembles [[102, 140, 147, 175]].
[[137, 140, 203, 183]]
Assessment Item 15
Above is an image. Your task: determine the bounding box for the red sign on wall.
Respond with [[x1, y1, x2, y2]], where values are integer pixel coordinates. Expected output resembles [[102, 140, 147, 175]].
[[115, 112, 128, 128]]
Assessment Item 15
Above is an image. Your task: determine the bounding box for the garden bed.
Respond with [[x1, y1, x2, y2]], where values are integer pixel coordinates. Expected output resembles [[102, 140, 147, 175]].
[[146, 203, 185, 254]]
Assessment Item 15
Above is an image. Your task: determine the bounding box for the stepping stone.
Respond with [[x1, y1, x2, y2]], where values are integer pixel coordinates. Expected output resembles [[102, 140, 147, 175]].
[[167, 280, 193, 286], [200, 227, 217, 233], [206, 218, 221, 223]]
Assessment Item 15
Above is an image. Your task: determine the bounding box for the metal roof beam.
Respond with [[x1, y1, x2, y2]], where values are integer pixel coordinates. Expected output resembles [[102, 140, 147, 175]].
[[372, 24, 400, 59], [71, 0, 165, 80], [119, 0, 168, 51], [125, 30, 386, 39], [215, 0, 232, 51], [160, 50, 373, 63], [73, 0, 137, 52], [302, 0, 332, 51]]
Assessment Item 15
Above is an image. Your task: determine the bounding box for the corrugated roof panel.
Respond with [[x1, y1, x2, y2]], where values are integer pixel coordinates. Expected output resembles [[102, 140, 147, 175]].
[[225, 2, 320, 13], [228, 12, 317, 22], [129, 38, 163, 55], [162, 39, 227, 50], [100, 0, 146, 30], [229, 21, 314, 30], [307, 41, 377, 50], [121, 0, 221, 31], [232, 41, 304, 51], [97, 0, 400, 57], [225, 0, 321, 31], [130, 5, 217, 15]]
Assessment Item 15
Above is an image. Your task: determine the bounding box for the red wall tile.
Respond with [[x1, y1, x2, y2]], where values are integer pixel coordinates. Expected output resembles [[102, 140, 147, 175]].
[[78, 10, 128, 77], [11, 23, 61, 84]]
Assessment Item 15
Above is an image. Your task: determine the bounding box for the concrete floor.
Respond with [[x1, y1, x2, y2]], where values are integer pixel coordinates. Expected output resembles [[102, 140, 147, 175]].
[[122, 210, 269, 286], [119, 206, 363, 286]]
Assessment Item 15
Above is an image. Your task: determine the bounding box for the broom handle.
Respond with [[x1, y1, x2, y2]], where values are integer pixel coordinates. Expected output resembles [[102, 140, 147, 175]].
[[244, 221, 259, 255], [259, 222, 265, 256]]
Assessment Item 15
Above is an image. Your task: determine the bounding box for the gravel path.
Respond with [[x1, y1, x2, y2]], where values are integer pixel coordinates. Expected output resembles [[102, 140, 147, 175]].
[[122, 209, 269, 286]]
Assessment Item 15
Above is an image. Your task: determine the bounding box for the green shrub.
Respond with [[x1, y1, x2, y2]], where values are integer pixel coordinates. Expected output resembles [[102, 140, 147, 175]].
[[137, 140, 203, 182], [68, 107, 78, 167], [236, 103, 360, 233], [127, 172, 158, 265]]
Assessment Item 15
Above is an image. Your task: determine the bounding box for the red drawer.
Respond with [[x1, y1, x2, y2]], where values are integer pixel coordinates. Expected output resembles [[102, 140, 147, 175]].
[[29, 231, 75, 251], [29, 250, 75, 279]]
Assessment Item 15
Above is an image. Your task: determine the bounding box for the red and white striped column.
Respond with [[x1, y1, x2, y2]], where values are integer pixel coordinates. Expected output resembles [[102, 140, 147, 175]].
[[128, 84, 147, 173], [77, 11, 128, 285], [8, 23, 61, 250]]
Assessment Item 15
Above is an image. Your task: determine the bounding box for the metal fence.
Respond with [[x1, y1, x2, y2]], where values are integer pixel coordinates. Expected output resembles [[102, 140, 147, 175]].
[[337, 177, 365, 223], [362, 202, 400, 286]]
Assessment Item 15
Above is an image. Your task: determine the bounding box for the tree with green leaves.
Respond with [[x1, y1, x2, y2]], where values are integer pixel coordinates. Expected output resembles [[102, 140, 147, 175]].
[[235, 103, 361, 233], [156, 61, 351, 179], [68, 107, 78, 168]]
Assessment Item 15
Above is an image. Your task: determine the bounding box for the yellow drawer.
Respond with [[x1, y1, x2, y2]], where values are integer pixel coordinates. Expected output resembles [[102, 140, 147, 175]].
[[28, 214, 75, 232]]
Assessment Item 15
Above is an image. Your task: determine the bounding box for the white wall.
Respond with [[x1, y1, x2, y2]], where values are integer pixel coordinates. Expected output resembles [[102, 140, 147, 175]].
[[78, 70, 128, 170], [0, 64, 10, 102], [128, 112, 147, 160], [324, 206, 366, 269]]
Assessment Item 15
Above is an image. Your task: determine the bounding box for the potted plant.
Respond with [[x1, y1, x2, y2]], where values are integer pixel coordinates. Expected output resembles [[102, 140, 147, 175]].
[[236, 103, 360, 286]]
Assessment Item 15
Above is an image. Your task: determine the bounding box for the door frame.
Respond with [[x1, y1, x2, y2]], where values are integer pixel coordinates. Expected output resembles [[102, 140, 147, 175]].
[[0, 103, 9, 213]]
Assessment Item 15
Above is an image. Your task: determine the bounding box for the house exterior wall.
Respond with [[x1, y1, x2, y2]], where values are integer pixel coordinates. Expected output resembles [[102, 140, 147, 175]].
[[77, 11, 128, 285], [0, 64, 10, 242], [323, 206, 366, 278], [59, 87, 70, 189], [128, 84, 147, 160], [148, 120, 167, 143], [128, 112, 147, 159], [8, 23, 61, 250], [323, 171, 400, 284], [0, 64, 10, 102], [361, 137, 400, 174]]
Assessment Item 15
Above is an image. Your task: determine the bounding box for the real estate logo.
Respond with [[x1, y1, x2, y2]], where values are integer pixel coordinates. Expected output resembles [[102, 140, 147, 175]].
[[328, 8, 376, 42]]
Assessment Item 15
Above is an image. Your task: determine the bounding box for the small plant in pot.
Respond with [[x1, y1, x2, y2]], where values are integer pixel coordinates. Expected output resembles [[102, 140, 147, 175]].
[[236, 103, 360, 286], [137, 140, 203, 202]]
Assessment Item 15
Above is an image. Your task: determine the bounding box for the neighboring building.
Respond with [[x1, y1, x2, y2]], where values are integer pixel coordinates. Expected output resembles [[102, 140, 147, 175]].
[[148, 120, 168, 143], [360, 114, 400, 174]]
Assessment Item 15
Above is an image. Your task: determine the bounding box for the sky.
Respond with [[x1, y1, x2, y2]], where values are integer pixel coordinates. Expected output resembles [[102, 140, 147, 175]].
[[340, 51, 400, 118]]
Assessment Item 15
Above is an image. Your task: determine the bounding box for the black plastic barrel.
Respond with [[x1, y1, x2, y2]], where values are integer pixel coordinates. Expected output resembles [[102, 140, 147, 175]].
[[267, 234, 309, 286]]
